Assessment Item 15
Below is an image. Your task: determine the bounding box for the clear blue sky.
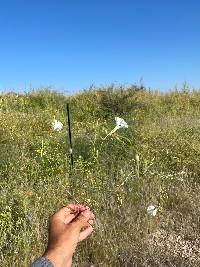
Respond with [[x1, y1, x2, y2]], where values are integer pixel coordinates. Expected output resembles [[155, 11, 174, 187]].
[[0, 0, 200, 92]]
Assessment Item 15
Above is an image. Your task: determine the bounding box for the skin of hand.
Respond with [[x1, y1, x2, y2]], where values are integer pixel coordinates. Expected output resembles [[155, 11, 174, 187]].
[[43, 204, 95, 267]]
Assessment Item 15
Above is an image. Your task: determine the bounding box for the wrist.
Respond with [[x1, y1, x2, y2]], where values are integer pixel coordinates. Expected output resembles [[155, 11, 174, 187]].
[[43, 248, 72, 267]]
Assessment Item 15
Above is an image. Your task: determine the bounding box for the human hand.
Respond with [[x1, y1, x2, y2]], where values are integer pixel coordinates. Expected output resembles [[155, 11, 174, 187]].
[[43, 204, 95, 267]]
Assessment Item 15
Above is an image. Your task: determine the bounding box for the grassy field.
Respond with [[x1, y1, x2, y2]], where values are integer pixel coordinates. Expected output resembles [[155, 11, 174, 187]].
[[0, 86, 200, 266]]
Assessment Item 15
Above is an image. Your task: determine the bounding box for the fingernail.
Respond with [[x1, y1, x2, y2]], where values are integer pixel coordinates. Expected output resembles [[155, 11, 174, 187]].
[[81, 210, 91, 219]]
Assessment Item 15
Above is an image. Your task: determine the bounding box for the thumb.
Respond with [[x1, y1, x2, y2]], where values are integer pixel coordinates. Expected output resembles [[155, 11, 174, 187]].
[[70, 210, 91, 231]]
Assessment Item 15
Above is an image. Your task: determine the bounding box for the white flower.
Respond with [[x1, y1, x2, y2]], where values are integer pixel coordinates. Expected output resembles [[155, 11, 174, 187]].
[[135, 154, 139, 162], [115, 117, 128, 128], [52, 119, 63, 131], [103, 117, 128, 140], [147, 205, 158, 216]]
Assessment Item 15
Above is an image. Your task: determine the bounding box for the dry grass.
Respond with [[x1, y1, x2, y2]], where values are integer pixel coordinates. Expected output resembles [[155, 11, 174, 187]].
[[0, 86, 200, 266]]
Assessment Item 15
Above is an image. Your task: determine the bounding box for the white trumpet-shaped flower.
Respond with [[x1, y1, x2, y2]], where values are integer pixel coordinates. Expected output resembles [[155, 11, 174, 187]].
[[52, 119, 63, 131], [147, 205, 158, 216], [115, 117, 128, 128], [103, 117, 128, 140]]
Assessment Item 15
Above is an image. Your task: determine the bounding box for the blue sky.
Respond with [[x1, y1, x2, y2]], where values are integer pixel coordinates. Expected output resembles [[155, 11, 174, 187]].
[[0, 0, 200, 92]]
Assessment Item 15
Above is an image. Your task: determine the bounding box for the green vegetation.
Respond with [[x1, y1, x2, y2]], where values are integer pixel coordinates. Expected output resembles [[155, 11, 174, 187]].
[[1, 86, 200, 266]]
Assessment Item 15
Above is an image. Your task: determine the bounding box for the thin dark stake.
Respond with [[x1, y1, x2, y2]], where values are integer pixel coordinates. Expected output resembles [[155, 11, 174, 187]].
[[67, 103, 74, 169]]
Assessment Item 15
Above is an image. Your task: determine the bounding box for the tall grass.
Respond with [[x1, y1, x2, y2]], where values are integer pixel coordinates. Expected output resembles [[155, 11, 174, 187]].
[[0, 86, 200, 266]]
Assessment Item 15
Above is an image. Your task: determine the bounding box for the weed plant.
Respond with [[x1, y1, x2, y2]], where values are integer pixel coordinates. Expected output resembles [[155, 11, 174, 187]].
[[0, 86, 200, 266]]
